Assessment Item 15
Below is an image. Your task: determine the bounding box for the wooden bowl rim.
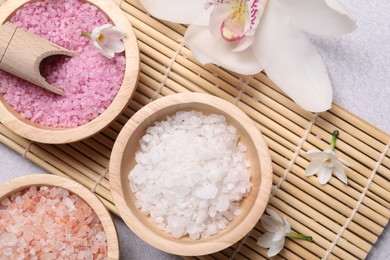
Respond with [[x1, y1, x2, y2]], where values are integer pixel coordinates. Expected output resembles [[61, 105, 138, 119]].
[[0, 0, 140, 144], [109, 92, 273, 256], [0, 174, 119, 259]]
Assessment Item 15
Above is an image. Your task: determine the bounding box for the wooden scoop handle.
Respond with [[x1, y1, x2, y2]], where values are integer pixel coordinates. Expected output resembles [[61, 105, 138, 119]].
[[0, 22, 75, 95]]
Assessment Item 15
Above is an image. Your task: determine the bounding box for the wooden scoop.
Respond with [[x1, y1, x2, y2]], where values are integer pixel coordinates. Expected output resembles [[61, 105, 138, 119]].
[[0, 22, 75, 95]]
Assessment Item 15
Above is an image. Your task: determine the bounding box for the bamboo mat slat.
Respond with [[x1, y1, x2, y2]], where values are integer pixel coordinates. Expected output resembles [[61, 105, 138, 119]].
[[0, 0, 389, 259]]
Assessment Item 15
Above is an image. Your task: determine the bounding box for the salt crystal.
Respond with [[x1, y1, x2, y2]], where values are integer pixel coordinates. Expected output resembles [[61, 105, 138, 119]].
[[216, 196, 230, 212], [4, 234, 18, 247], [4, 247, 12, 256], [1, 198, 10, 207], [204, 223, 218, 238], [194, 184, 218, 199], [40, 252, 57, 260], [167, 216, 186, 239], [96, 232, 106, 242], [42, 247, 50, 253], [65, 246, 74, 254], [10, 192, 21, 201], [62, 197, 75, 210], [55, 241, 66, 251], [77, 251, 86, 259], [84, 250, 94, 260]]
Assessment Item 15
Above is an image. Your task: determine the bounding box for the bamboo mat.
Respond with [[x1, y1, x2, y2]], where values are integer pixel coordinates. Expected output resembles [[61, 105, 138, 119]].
[[1, 0, 390, 259]]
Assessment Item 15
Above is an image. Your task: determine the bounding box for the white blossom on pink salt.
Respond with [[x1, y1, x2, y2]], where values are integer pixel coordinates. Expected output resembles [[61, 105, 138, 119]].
[[0, 186, 107, 259], [0, 0, 126, 128], [89, 24, 126, 59]]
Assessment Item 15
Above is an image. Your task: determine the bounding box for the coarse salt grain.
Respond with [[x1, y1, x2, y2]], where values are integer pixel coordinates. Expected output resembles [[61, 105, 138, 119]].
[[0, 0, 125, 128], [0, 186, 107, 259], [129, 110, 252, 239]]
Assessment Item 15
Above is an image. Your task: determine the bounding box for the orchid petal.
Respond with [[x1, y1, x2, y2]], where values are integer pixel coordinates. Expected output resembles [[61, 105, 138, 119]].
[[139, 0, 211, 26], [318, 166, 332, 185], [253, 0, 333, 112], [334, 163, 348, 184], [305, 150, 327, 160], [99, 48, 115, 59], [104, 40, 125, 53], [92, 40, 102, 51], [102, 27, 126, 40], [338, 157, 351, 167], [305, 160, 323, 176], [266, 208, 283, 224], [273, 229, 286, 242], [267, 237, 285, 257], [277, 0, 357, 35], [257, 232, 275, 248], [261, 215, 280, 233], [209, 5, 231, 36], [99, 24, 113, 30], [185, 25, 263, 75], [323, 149, 335, 155], [91, 26, 102, 41], [232, 36, 255, 52]]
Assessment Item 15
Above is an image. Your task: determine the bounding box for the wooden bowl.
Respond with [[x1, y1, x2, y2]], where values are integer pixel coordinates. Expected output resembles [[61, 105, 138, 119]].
[[0, 174, 119, 259], [109, 93, 273, 256], [0, 0, 139, 144]]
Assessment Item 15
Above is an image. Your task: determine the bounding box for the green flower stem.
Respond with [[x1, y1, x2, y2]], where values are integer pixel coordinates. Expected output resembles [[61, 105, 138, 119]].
[[287, 231, 313, 241], [81, 31, 91, 38], [329, 130, 339, 151]]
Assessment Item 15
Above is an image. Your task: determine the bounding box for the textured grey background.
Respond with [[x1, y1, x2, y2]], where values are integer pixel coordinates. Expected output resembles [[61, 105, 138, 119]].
[[0, 0, 389, 259]]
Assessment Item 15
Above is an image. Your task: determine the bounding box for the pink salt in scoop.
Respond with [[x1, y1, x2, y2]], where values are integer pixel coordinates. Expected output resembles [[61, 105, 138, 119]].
[[0, 22, 74, 95], [0, 186, 107, 259], [0, 0, 126, 128]]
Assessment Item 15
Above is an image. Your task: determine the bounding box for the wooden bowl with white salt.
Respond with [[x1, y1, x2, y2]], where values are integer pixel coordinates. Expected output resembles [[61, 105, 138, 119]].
[[109, 93, 273, 256], [0, 174, 119, 259], [0, 0, 139, 144]]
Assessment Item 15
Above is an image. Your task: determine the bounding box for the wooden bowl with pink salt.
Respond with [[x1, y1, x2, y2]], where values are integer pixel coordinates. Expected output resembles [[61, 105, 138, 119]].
[[0, 0, 139, 144], [109, 93, 273, 256], [0, 174, 119, 259]]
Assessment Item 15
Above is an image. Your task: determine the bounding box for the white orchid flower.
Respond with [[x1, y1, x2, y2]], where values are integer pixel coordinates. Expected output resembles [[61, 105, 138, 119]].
[[139, 0, 357, 112], [257, 208, 312, 257], [82, 24, 126, 59], [305, 130, 351, 185]]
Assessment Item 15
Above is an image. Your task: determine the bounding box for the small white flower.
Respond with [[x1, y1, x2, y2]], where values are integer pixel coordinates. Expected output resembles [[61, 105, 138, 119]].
[[257, 208, 312, 257], [305, 149, 350, 185], [257, 208, 291, 257], [86, 24, 126, 59], [305, 130, 351, 185]]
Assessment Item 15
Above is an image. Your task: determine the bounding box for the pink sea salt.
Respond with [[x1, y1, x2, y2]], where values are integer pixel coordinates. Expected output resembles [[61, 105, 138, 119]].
[[0, 0, 126, 128], [0, 186, 107, 259]]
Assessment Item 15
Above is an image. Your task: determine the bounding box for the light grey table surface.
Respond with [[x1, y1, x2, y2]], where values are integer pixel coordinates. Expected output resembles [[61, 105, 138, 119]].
[[0, 0, 389, 259]]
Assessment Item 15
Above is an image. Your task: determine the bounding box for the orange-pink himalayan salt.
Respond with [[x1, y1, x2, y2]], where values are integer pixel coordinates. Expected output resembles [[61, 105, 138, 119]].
[[0, 186, 107, 259]]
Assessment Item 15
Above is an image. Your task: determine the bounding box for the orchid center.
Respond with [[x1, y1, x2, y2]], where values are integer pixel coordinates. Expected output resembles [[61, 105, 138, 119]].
[[97, 34, 105, 43], [208, 0, 267, 43]]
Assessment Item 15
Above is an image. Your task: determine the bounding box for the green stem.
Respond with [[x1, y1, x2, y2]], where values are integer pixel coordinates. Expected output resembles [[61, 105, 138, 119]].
[[81, 31, 91, 38], [329, 130, 339, 151], [287, 231, 313, 241]]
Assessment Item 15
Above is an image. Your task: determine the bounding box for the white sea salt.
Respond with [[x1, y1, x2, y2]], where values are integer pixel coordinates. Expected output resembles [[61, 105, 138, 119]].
[[128, 110, 252, 239]]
